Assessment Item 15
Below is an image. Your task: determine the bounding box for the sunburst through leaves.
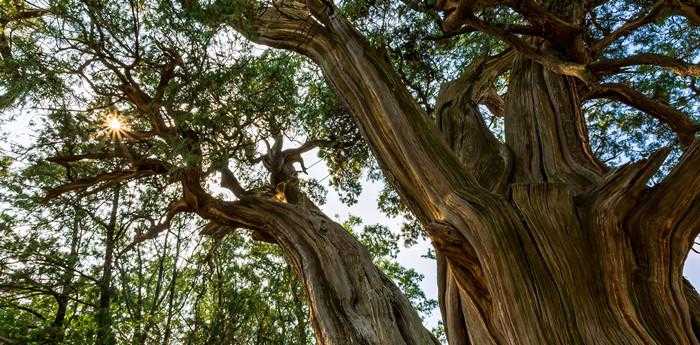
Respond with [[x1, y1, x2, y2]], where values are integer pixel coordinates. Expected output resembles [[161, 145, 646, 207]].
[[102, 113, 129, 141]]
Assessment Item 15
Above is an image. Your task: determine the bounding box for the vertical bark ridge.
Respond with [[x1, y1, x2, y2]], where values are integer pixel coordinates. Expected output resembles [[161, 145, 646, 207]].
[[505, 55, 605, 190], [437, 252, 473, 345], [683, 278, 700, 339], [512, 184, 651, 344], [590, 147, 700, 345], [443, 275, 471, 345], [624, 139, 700, 345]]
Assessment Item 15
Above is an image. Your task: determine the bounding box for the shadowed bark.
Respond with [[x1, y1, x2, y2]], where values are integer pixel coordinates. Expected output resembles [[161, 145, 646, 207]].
[[95, 185, 120, 345]]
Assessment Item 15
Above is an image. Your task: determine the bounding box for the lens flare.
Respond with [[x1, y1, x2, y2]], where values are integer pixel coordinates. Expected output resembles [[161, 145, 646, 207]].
[[102, 114, 129, 141], [107, 118, 123, 131]]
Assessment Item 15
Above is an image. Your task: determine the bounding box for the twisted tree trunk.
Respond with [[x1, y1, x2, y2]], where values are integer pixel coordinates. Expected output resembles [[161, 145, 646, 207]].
[[210, 1, 700, 343]]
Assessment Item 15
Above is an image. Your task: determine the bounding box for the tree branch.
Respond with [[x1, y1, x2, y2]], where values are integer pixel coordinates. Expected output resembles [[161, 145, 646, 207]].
[[43, 169, 162, 202], [583, 83, 699, 147], [590, 53, 700, 77], [669, 0, 700, 25], [502, 0, 581, 35], [220, 164, 248, 198], [46, 152, 117, 166], [591, 0, 665, 56], [120, 198, 193, 254], [436, 50, 514, 191], [648, 138, 700, 251], [461, 15, 593, 82]]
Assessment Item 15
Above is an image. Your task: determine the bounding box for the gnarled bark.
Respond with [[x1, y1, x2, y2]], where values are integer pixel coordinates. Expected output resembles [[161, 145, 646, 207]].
[[240, 199, 440, 345], [504, 54, 606, 188]]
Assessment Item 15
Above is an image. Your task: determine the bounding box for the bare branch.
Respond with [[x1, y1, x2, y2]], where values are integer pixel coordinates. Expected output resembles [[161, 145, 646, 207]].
[[282, 139, 331, 157], [0, 301, 46, 320], [594, 147, 671, 214], [118, 198, 195, 255], [43, 169, 161, 202], [46, 152, 117, 166], [220, 164, 248, 198]]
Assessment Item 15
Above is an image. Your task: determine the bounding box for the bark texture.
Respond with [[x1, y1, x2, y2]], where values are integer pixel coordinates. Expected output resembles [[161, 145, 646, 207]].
[[186, 150, 439, 345], [195, 193, 440, 345], [246, 200, 440, 345]]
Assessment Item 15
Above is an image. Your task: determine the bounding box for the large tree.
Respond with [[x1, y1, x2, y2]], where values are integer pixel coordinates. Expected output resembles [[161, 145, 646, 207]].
[[1, 0, 699, 344], [185, 0, 700, 343]]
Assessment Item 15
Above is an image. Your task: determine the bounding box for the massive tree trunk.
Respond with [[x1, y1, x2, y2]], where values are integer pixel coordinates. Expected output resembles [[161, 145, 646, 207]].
[[437, 59, 700, 342], [210, 1, 700, 344]]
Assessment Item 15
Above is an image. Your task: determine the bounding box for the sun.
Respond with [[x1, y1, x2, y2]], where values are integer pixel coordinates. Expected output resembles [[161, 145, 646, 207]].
[[107, 117, 123, 131], [102, 114, 129, 141]]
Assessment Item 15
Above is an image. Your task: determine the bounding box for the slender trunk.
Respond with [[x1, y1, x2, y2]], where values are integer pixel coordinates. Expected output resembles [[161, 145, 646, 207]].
[[162, 227, 182, 345], [46, 211, 83, 344], [96, 185, 121, 345]]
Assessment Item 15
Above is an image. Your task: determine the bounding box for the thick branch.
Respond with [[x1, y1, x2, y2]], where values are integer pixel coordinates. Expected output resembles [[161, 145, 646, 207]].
[[502, 0, 581, 34], [435, 51, 514, 192], [648, 139, 700, 252], [460, 16, 593, 82], [593, 147, 671, 215], [583, 83, 699, 147], [590, 53, 700, 77]]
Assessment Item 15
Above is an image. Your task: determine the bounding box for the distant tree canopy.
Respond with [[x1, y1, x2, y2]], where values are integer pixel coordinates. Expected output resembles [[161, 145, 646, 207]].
[[0, 0, 698, 344]]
